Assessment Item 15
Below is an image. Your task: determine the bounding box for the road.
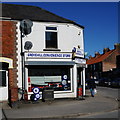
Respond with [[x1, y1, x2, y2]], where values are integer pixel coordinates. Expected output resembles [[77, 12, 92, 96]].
[[78, 109, 119, 118], [78, 86, 120, 118], [2, 86, 119, 119], [97, 86, 119, 100]]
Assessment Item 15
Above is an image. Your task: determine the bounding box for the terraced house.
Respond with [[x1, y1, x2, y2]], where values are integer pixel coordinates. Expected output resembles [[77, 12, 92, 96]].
[[86, 43, 120, 79], [0, 3, 86, 105]]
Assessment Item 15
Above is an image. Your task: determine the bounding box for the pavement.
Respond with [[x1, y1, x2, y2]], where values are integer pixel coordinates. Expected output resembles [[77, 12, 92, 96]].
[[1, 89, 119, 119]]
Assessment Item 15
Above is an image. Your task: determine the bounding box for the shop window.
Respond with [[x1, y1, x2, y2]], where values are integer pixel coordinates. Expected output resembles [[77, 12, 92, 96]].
[[45, 27, 58, 49], [28, 66, 71, 91]]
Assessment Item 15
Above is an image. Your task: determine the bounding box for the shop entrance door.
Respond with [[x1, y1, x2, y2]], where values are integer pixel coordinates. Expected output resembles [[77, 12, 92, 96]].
[[77, 68, 83, 86], [0, 70, 8, 101]]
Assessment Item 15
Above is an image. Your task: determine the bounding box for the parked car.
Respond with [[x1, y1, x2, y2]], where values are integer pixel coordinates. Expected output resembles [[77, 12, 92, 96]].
[[94, 79, 99, 85], [107, 79, 112, 87], [104, 78, 112, 87], [98, 78, 105, 86], [98, 78, 111, 87], [111, 78, 120, 88]]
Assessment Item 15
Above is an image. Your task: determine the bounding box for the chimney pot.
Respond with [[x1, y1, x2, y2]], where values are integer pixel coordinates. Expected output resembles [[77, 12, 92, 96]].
[[114, 43, 120, 49], [89, 55, 93, 59], [95, 52, 100, 57], [103, 48, 110, 53]]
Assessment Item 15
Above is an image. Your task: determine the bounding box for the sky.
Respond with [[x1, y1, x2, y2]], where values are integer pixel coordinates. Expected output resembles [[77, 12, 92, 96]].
[[3, 2, 119, 57]]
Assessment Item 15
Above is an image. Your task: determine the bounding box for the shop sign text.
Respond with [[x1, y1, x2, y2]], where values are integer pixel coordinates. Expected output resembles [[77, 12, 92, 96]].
[[75, 58, 86, 64], [26, 53, 72, 59], [72, 47, 84, 58]]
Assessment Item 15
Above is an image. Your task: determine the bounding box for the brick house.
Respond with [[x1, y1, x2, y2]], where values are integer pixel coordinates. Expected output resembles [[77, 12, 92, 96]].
[[0, 21, 18, 104], [116, 55, 120, 69], [0, 3, 86, 104], [86, 43, 120, 79]]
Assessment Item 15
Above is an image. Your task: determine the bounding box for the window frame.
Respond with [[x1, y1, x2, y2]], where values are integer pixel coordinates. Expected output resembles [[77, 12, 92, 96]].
[[45, 26, 59, 50]]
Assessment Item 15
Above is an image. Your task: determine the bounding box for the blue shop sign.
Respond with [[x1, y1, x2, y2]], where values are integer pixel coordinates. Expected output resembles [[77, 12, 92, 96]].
[[72, 47, 84, 58]]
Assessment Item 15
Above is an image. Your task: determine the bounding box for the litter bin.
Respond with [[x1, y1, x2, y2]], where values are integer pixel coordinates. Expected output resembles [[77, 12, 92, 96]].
[[42, 88, 54, 102]]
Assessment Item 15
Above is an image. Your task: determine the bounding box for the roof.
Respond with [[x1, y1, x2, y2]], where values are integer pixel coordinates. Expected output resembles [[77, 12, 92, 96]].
[[1, 3, 84, 28], [87, 50, 115, 65]]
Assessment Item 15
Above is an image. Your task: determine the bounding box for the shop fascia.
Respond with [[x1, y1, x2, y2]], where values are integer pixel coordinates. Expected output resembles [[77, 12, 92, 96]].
[[25, 47, 85, 63], [25, 52, 72, 59]]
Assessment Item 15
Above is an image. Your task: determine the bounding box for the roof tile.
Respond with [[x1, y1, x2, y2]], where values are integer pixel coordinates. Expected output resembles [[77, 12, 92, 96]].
[[87, 50, 115, 65], [1, 3, 84, 28]]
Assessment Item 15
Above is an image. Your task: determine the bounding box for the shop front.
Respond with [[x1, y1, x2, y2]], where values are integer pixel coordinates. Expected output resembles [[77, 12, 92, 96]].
[[24, 52, 86, 99]]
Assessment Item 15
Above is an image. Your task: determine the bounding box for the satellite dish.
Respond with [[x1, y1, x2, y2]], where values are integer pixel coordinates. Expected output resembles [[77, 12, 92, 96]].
[[20, 19, 33, 35], [24, 41, 33, 50]]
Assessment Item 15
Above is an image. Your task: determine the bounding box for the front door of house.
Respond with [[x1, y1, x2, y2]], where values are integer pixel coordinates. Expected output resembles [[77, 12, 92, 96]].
[[0, 70, 8, 101]]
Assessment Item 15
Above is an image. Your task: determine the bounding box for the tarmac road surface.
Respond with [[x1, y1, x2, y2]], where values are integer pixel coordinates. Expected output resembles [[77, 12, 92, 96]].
[[1, 86, 119, 119], [77, 109, 119, 118]]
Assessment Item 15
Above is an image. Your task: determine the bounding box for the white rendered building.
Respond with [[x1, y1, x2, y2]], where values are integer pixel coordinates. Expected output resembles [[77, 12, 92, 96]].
[[2, 3, 86, 101]]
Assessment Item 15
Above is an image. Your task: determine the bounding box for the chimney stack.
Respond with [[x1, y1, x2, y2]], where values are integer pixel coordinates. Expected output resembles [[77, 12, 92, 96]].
[[95, 52, 100, 57], [114, 43, 120, 50], [103, 48, 110, 54], [89, 55, 93, 59]]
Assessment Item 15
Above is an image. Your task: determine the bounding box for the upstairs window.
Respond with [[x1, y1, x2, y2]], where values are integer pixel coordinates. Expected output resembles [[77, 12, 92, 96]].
[[45, 27, 58, 49]]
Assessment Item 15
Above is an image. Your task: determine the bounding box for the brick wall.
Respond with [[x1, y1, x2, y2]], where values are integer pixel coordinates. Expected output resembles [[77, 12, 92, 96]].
[[103, 44, 120, 72], [116, 55, 120, 68], [0, 21, 18, 102]]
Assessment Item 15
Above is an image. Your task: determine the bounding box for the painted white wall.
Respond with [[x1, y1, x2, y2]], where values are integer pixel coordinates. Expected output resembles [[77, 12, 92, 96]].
[[73, 64, 77, 97], [23, 22, 45, 51], [82, 68, 86, 96], [16, 21, 84, 88], [58, 24, 84, 51], [21, 22, 84, 52]]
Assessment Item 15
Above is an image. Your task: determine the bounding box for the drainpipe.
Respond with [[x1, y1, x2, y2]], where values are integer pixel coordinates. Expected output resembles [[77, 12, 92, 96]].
[[20, 30, 24, 100]]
